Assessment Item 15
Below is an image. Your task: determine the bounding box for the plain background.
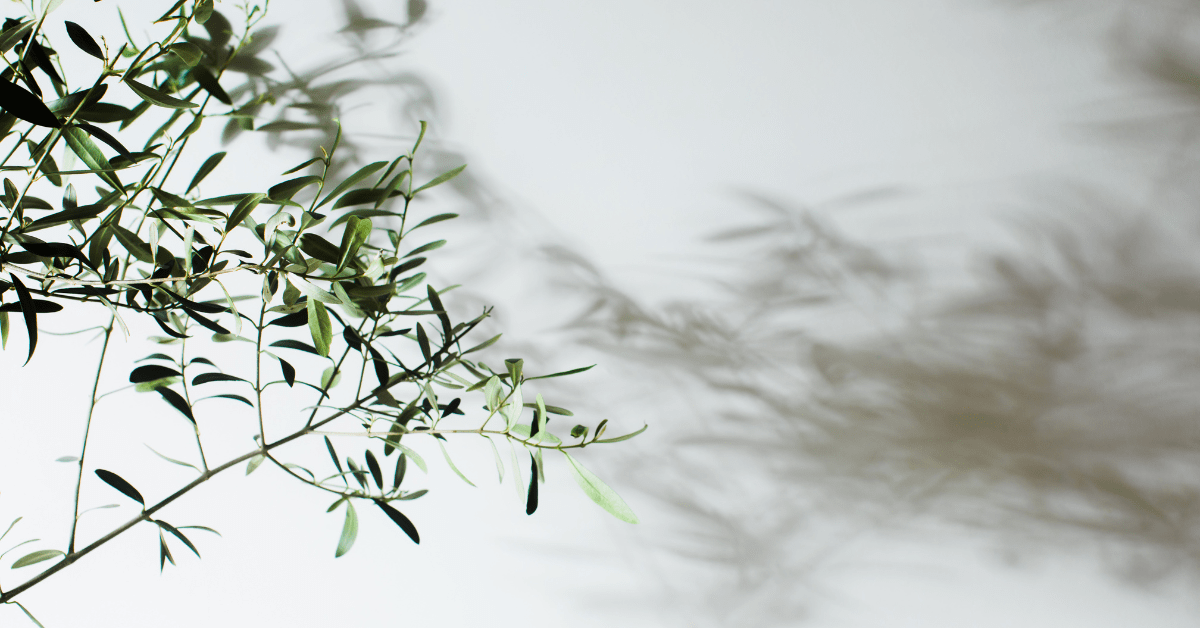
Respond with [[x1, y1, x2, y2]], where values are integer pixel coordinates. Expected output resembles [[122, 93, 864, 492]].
[[1, 1, 1199, 626]]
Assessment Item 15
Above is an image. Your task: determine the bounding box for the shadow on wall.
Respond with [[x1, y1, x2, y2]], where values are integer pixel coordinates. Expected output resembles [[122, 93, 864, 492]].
[[535, 1, 1200, 625]]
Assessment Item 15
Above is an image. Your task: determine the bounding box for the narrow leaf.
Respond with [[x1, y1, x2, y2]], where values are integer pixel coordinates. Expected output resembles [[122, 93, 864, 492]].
[[11, 549, 64, 569], [334, 501, 358, 558], [144, 444, 199, 472], [412, 164, 465, 195], [562, 452, 639, 524], [373, 500, 419, 544], [9, 273, 35, 364], [65, 21, 104, 60], [156, 387, 196, 423], [365, 449, 383, 490], [187, 151, 226, 193], [318, 160, 387, 208], [95, 469, 145, 506], [191, 372, 248, 386], [0, 76, 60, 128], [307, 298, 332, 357], [436, 441, 475, 487], [526, 455, 539, 515], [125, 78, 197, 109], [190, 66, 232, 105], [155, 520, 200, 558], [129, 364, 181, 383]]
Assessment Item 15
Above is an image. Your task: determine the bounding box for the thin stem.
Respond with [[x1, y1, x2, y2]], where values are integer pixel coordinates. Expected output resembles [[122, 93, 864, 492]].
[[66, 317, 114, 555]]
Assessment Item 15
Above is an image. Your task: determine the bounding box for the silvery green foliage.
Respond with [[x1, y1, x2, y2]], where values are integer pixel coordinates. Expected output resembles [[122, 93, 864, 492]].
[[0, 1, 641, 620]]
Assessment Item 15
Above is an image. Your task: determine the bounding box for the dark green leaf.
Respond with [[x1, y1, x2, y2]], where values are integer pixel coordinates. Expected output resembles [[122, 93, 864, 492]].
[[268, 175, 320, 201], [281, 157, 322, 176], [324, 436, 343, 475], [156, 387, 195, 423], [365, 449, 383, 490], [226, 192, 264, 232], [0, 300, 62, 314], [207, 395, 252, 408], [279, 357, 295, 387], [299, 233, 340, 264], [9, 273, 35, 364], [187, 151, 226, 193], [526, 455, 538, 515], [167, 42, 202, 66], [76, 102, 134, 124], [317, 160, 387, 208], [159, 532, 174, 570], [426, 285, 451, 342], [190, 66, 231, 105], [392, 452, 407, 488], [368, 345, 388, 388], [95, 469, 145, 506], [408, 213, 457, 232], [403, 240, 446, 258], [415, 323, 430, 362], [17, 241, 92, 270], [61, 126, 120, 190], [65, 22, 104, 60], [267, 311, 308, 327], [154, 520, 200, 558], [130, 365, 181, 383], [332, 187, 403, 210], [191, 373, 247, 386], [0, 76, 60, 128], [525, 364, 596, 381], [125, 78, 197, 109], [373, 500, 419, 544], [74, 123, 131, 159], [269, 339, 320, 355]]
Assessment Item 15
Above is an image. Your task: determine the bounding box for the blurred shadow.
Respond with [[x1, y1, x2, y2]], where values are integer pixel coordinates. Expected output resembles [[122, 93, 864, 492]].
[[530, 2, 1200, 624]]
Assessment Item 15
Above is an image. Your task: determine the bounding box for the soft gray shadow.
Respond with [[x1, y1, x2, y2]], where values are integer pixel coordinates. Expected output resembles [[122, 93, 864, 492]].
[[529, 2, 1200, 624]]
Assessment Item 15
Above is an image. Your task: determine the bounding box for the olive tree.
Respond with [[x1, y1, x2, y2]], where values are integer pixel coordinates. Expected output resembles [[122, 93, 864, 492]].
[[0, 1, 642, 623]]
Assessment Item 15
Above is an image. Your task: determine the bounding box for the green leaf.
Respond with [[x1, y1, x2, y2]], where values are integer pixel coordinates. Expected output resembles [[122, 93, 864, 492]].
[[336, 216, 372, 273], [483, 376, 502, 413], [318, 160, 387, 208], [245, 454, 265, 475], [190, 66, 232, 105], [191, 373, 248, 386], [403, 240, 446, 258], [307, 298, 332, 357], [0, 76, 60, 128], [156, 387, 196, 423], [12, 601, 44, 628], [9, 273, 36, 365], [526, 364, 596, 381], [373, 500, 419, 544], [412, 164, 465, 195], [194, 0, 214, 23], [112, 226, 154, 263], [11, 549, 63, 569], [95, 469, 145, 506], [392, 452, 407, 487], [334, 501, 358, 557], [130, 364, 180, 387], [65, 21, 104, 60], [562, 452, 639, 524], [392, 443, 427, 474], [436, 441, 475, 487], [205, 394, 253, 407], [268, 175, 321, 202], [594, 424, 648, 444], [0, 310, 8, 349], [144, 444, 199, 472], [407, 213, 457, 233], [188, 151, 226, 193], [269, 339, 321, 355], [281, 157, 322, 176], [62, 125, 121, 190], [125, 78, 197, 109], [154, 520, 200, 558], [365, 449, 383, 490], [226, 192, 265, 233], [167, 42, 202, 66]]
